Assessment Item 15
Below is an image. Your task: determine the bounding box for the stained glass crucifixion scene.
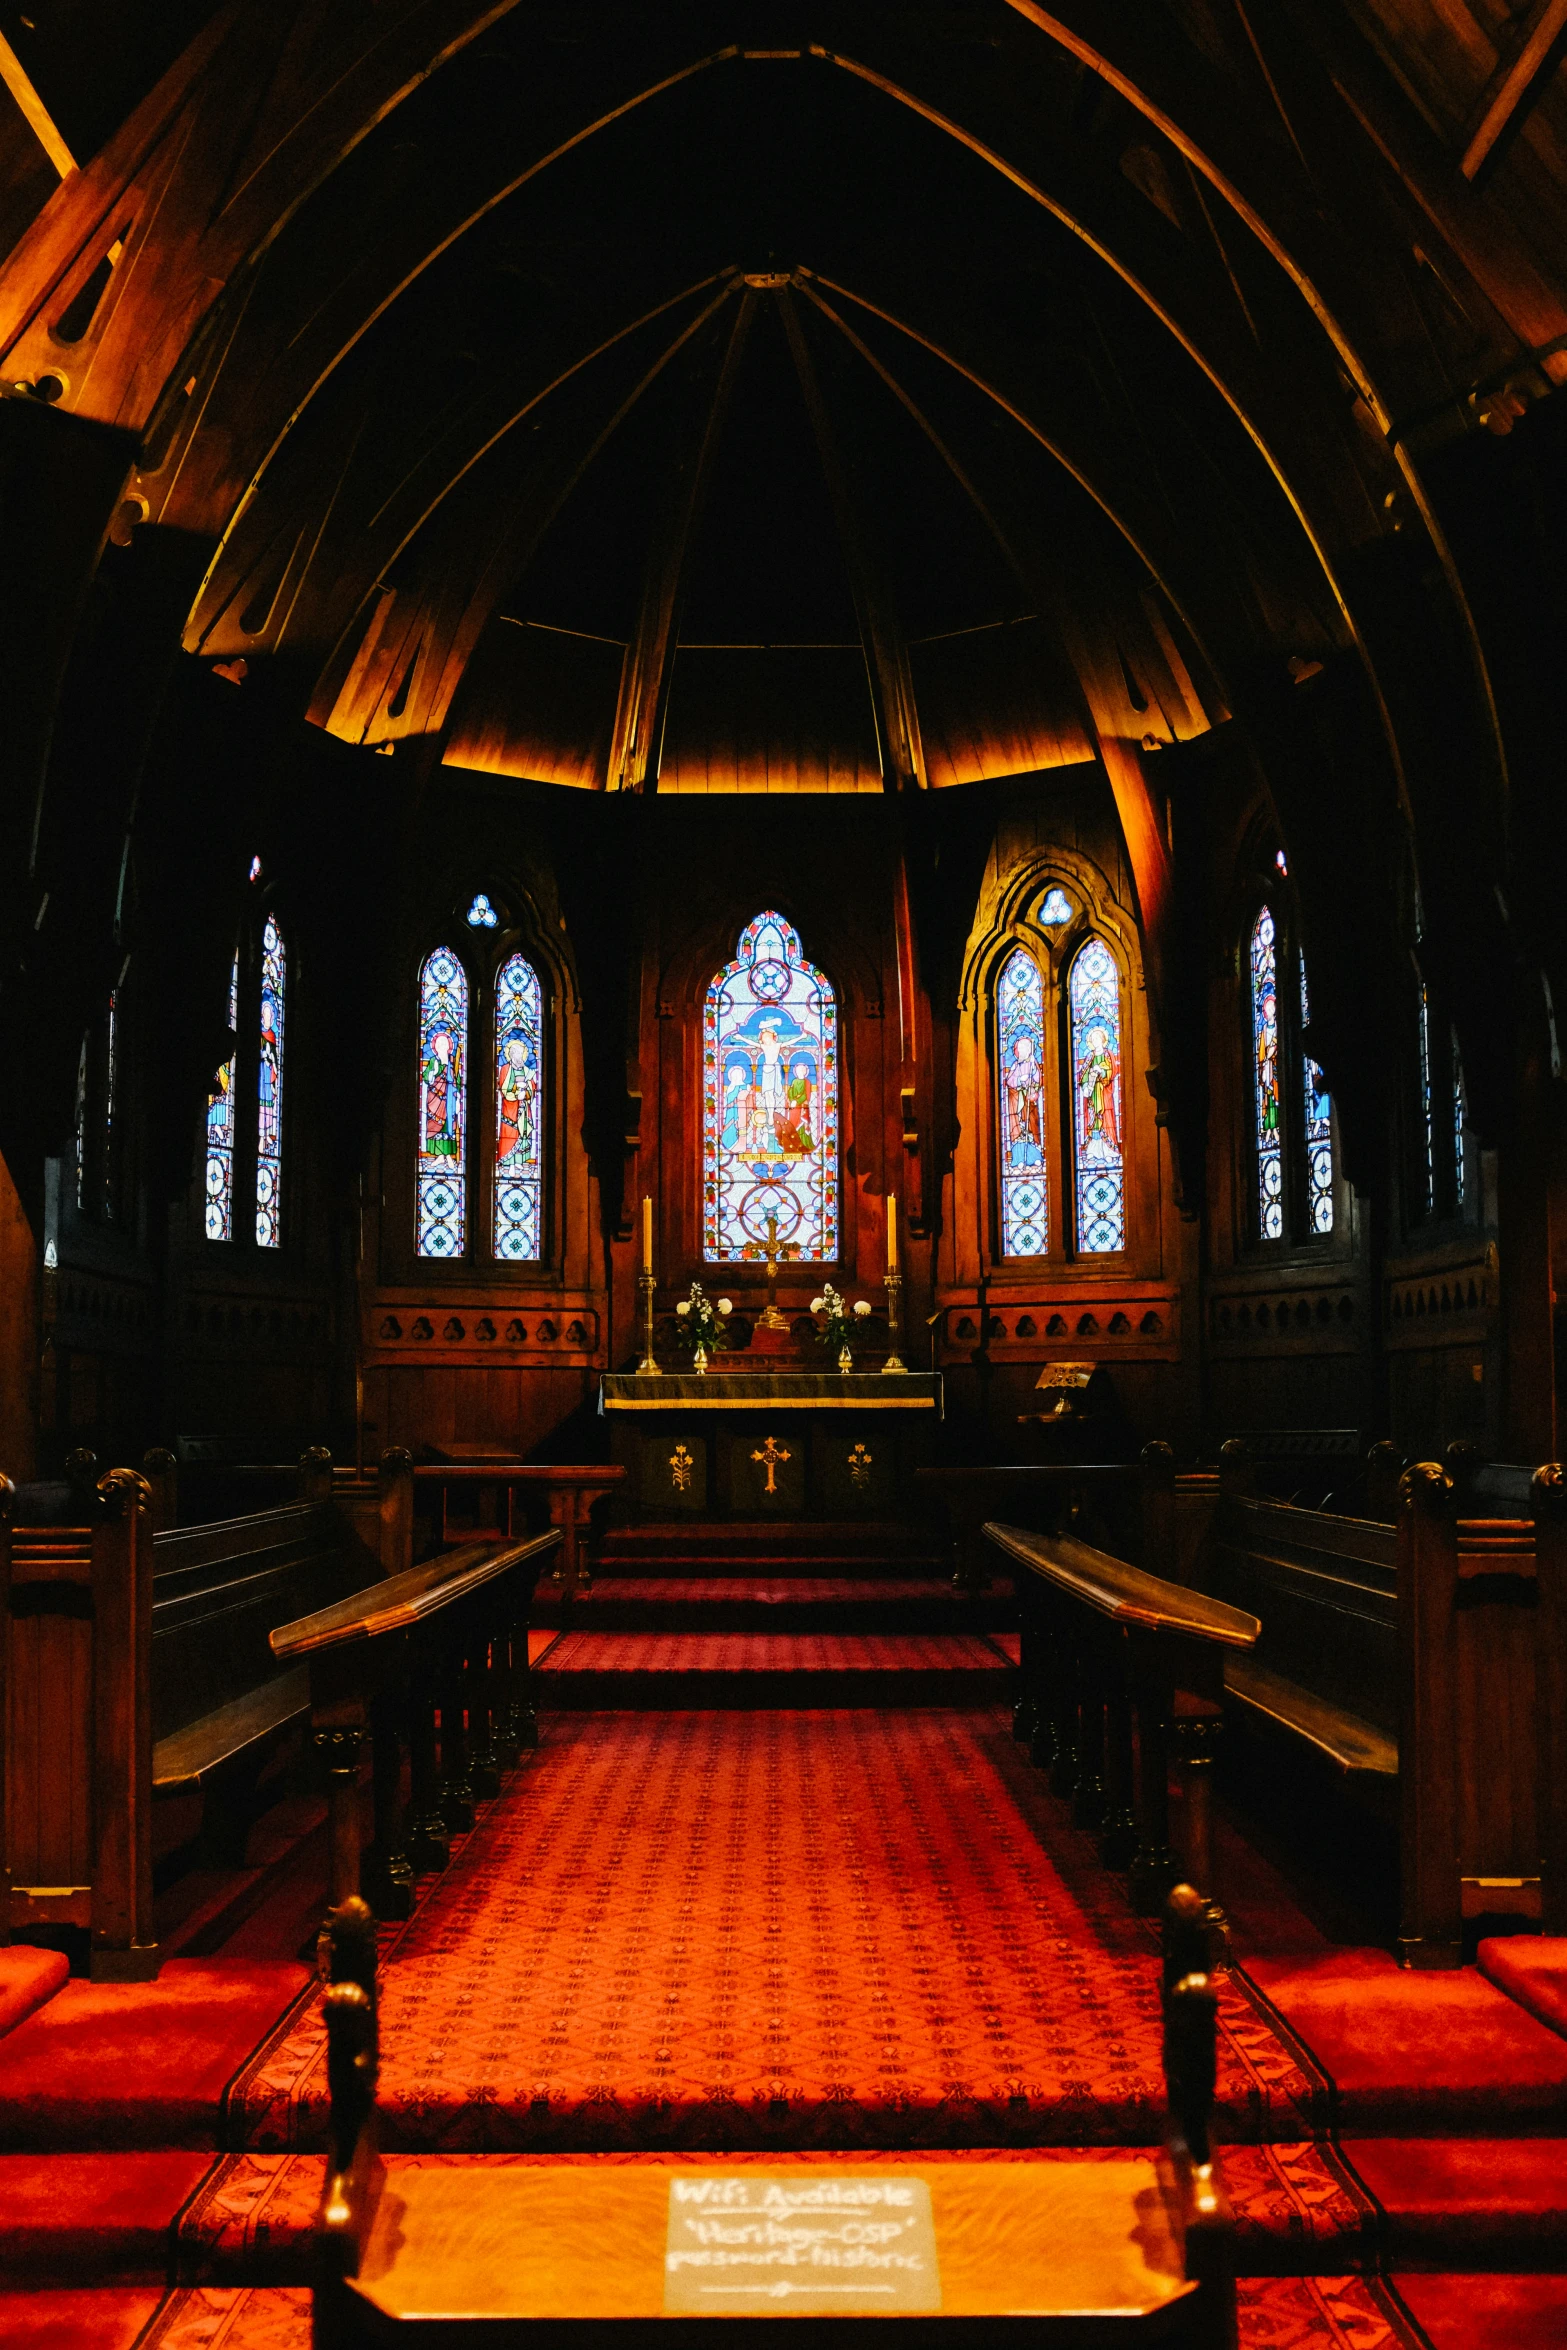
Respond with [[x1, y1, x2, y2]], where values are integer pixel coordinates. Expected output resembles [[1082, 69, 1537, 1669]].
[[703, 910, 839, 1263]]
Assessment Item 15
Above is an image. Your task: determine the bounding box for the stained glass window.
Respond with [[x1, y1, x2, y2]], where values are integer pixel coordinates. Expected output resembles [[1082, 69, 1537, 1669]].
[[1039, 887, 1074, 929], [1417, 978, 1435, 1216], [467, 893, 498, 929], [1452, 1030, 1468, 1209], [102, 991, 119, 1222], [1070, 938, 1125, 1253], [494, 953, 543, 1260], [74, 1037, 88, 1212], [997, 948, 1048, 1256], [417, 946, 469, 1257], [255, 919, 285, 1247], [703, 911, 838, 1262], [1251, 908, 1282, 1239], [1300, 955, 1333, 1235], [205, 954, 239, 1242]]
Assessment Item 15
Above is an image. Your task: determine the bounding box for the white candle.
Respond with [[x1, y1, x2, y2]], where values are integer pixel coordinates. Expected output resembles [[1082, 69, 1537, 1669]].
[[887, 1193, 898, 1273], [643, 1194, 652, 1269]]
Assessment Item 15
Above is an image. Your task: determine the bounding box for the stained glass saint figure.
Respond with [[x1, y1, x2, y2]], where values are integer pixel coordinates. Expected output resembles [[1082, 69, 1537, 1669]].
[[494, 952, 543, 1260], [1300, 955, 1333, 1235], [1251, 908, 1283, 1239], [703, 911, 838, 1261], [255, 921, 285, 1247], [205, 954, 239, 1241], [1070, 937, 1125, 1253], [1417, 978, 1436, 1216], [997, 947, 1048, 1256], [1452, 1031, 1468, 1210], [417, 946, 469, 1258]]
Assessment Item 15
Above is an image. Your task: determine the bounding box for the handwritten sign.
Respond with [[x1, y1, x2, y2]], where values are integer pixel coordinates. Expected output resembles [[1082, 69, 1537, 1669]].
[[664, 2175, 941, 2315]]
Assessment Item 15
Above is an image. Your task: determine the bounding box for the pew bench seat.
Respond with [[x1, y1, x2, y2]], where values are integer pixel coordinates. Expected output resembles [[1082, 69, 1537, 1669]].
[[151, 1664, 312, 1799], [1221, 1657, 1398, 1786]]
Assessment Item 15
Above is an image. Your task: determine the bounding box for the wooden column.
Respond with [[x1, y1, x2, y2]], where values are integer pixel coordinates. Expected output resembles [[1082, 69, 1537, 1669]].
[[1535, 1463, 1567, 1936], [90, 1467, 159, 1979], [1397, 1461, 1462, 1969]]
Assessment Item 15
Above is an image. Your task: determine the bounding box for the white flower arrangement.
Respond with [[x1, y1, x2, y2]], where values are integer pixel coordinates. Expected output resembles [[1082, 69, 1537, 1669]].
[[671, 1281, 730, 1356], [811, 1283, 872, 1357]]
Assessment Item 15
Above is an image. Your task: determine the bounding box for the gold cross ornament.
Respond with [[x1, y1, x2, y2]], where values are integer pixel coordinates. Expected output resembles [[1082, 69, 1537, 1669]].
[[751, 1435, 791, 1494]]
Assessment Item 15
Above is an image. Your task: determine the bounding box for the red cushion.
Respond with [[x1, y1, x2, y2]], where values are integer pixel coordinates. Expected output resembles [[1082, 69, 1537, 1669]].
[[1394, 2272, 1567, 2350], [0, 1948, 69, 2040], [0, 1962, 309, 2150], [0, 2290, 165, 2346], [1478, 1936, 1567, 2040]]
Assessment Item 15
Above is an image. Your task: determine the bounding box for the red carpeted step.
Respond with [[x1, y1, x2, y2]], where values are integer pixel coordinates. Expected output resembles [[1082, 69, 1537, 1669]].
[[0, 1946, 69, 2039], [1390, 2271, 1567, 2349], [1342, 2139, 1567, 2268], [0, 2152, 213, 2282], [594, 1523, 949, 1578], [533, 1629, 1013, 1705], [0, 1962, 311, 2152], [0, 2287, 168, 2346], [1242, 1949, 1567, 2132], [1237, 2274, 1416, 2346], [533, 1574, 1016, 1632], [1478, 1936, 1567, 2041]]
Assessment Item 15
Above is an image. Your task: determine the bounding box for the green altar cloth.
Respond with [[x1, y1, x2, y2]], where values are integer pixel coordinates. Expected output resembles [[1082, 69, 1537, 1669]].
[[599, 1372, 942, 1518]]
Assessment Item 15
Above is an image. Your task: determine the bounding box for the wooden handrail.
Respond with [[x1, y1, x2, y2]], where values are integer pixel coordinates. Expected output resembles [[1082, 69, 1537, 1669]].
[[270, 1531, 560, 1658], [986, 1523, 1260, 1649]]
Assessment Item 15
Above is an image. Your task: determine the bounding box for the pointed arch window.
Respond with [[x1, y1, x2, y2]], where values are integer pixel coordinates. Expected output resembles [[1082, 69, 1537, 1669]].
[[1300, 955, 1334, 1236], [1250, 907, 1284, 1240], [255, 919, 286, 1247], [704, 910, 839, 1263], [417, 946, 470, 1258], [494, 953, 543, 1260], [1069, 938, 1125, 1253], [204, 954, 240, 1241], [997, 947, 1048, 1256]]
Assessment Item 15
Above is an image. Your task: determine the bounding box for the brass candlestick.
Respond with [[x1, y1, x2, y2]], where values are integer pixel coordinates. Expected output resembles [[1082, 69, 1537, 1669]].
[[882, 1270, 908, 1373], [636, 1267, 660, 1376]]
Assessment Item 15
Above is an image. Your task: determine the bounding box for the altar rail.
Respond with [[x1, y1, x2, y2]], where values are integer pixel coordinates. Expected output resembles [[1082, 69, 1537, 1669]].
[[271, 1526, 560, 1921], [986, 1519, 1259, 1921]]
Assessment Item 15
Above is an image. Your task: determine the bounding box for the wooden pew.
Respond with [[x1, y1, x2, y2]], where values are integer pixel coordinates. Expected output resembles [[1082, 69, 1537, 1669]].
[[270, 1525, 561, 1923], [309, 1888, 1236, 2347], [1, 1448, 404, 1974], [1, 1467, 160, 1978], [148, 1448, 399, 1863], [1188, 1445, 1567, 1966], [986, 1519, 1259, 1924]]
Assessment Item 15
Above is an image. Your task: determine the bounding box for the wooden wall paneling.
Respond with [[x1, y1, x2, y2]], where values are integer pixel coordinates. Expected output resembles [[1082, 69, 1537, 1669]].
[[1453, 1554, 1539, 1892]]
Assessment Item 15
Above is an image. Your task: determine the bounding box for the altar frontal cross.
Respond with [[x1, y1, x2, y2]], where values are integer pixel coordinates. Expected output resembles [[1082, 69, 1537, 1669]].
[[751, 1435, 791, 1494]]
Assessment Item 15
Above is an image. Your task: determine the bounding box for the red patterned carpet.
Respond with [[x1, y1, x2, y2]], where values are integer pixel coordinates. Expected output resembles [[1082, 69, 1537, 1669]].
[[229, 1707, 1316, 2152]]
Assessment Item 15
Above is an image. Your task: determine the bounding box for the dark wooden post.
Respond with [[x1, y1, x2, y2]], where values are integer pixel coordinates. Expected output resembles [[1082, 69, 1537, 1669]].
[[141, 1447, 178, 1534], [298, 1445, 334, 1507], [1049, 1602, 1080, 1799], [1129, 1654, 1180, 1917], [1363, 1440, 1403, 1524], [1140, 1440, 1176, 1573], [364, 1686, 414, 1922], [466, 1610, 502, 1800], [1072, 1624, 1109, 1831], [314, 1724, 367, 1916], [439, 1626, 476, 1832], [1533, 1463, 1567, 1935], [1216, 1438, 1252, 1501], [406, 1638, 450, 1872], [377, 1448, 415, 1576], [1100, 1630, 1139, 1867], [1170, 1694, 1225, 1906], [1398, 1461, 1462, 1969], [90, 1467, 160, 1980]]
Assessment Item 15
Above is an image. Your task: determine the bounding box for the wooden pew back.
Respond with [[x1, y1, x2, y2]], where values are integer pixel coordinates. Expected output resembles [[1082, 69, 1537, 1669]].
[[1, 1467, 157, 1976]]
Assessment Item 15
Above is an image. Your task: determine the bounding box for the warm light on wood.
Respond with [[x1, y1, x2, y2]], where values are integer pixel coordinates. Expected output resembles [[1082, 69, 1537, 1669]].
[[887, 1192, 898, 1271]]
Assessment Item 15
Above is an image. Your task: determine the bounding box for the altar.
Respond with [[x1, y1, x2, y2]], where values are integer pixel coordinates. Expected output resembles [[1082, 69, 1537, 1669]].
[[599, 1372, 942, 1520]]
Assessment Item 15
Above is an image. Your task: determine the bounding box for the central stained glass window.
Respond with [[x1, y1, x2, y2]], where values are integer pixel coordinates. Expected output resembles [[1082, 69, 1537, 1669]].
[[1251, 907, 1282, 1239], [703, 910, 838, 1262], [1069, 937, 1125, 1252], [417, 946, 469, 1258]]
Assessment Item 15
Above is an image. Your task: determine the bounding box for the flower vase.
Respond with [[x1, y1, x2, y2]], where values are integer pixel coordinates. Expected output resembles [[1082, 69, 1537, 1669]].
[[838, 1343, 853, 1375], [693, 1342, 708, 1376]]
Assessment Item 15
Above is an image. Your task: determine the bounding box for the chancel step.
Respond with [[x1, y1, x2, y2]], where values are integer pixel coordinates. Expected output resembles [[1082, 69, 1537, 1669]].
[[533, 1630, 1014, 1707]]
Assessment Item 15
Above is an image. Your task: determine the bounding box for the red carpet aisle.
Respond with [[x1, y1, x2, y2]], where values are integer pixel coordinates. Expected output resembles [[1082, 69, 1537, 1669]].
[[228, 1707, 1315, 2152]]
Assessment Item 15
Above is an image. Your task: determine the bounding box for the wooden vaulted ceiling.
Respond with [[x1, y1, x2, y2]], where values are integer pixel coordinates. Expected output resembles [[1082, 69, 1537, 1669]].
[[3, 0, 1566, 822]]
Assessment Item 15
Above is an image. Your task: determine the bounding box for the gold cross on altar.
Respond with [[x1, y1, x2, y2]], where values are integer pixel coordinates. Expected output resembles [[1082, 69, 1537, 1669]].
[[753, 1212, 795, 1331], [751, 1435, 791, 1494]]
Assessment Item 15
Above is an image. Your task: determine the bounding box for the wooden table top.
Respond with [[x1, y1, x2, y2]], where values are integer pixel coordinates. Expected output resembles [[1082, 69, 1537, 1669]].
[[269, 1529, 560, 1658], [348, 2162, 1195, 2333], [985, 1524, 1259, 1650]]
